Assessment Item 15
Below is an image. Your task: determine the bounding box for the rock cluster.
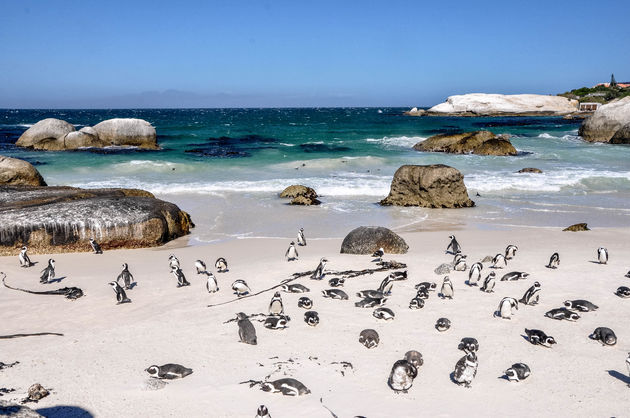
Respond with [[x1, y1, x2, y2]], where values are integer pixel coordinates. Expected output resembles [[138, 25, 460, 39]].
[[279, 185, 320, 205], [0, 156, 47, 186], [517, 168, 543, 174], [413, 131, 517, 156], [579, 97, 630, 143], [340, 226, 409, 254], [563, 223, 590, 232]]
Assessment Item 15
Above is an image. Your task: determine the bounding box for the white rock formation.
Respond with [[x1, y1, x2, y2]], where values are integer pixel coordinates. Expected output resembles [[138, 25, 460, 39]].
[[579, 96, 630, 143], [425, 93, 578, 116]]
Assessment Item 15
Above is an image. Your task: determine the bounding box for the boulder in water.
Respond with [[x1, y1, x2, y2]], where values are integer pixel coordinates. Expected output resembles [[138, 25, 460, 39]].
[[579, 97, 630, 143], [15, 118, 75, 150], [92, 118, 158, 149], [340, 226, 408, 254], [563, 223, 590, 232], [423, 94, 578, 116], [279, 184, 320, 205], [517, 168, 543, 173], [414, 131, 517, 156], [0, 156, 47, 186]]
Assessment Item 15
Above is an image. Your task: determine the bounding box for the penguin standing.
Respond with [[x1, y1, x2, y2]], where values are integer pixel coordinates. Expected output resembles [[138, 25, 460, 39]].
[[117, 263, 135, 290], [195, 260, 207, 274], [546, 252, 560, 269], [388, 359, 418, 393], [505, 245, 518, 260], [453, 352, 478, 388], [297, 228, 307, 246], [440, 276, 454, 299], [89, 238, 103, 254], [285, 242, 299, 261], [256, 405, 272, 418], [447, 235, 461, 254], [19, 246, 33, 267], [171, 266, 190, 287], [168, 254, 180, 270], [378, 276, 394, 296], [480, 272, 496, 293], [310, 258, 327, 280], [468, 262, 483, 286], [453, 254, 467, 271], [597, 247, 608, 264], [519, 282, 541, 305], [268, 291, 284, 315], [492, 253, 507, 269], [109, 281, 131, 304], [236, 312, 257, 345], [495, 297, 518, 319], [203, 271, 219, 293], [40, 259, 55, 284]]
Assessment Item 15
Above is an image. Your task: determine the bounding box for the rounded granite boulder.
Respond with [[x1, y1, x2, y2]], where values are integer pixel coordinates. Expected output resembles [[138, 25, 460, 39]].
[[64, 127, 102, 148], [340, 226, 409, 254], [92, 118, 158, 149], [16, 118, 75, 149], [579, 97, 630, 143], [413, 131, 517, 156], [0, 156, 47, 186]]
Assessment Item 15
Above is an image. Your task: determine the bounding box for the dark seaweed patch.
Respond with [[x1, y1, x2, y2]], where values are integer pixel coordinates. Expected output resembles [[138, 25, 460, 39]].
[[299, 143, 352, 153], [184, 135, 279, 158]]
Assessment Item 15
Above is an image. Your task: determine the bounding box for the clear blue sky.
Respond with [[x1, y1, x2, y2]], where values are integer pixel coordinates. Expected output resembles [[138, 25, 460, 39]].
[[1, 0, 628, 108]]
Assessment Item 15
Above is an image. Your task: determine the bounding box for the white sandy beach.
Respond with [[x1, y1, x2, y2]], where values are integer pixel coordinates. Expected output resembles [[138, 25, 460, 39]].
[[1, 227, 630, 417]]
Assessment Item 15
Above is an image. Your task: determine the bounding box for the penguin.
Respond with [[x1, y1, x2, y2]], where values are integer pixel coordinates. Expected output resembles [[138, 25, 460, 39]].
[[492, 253, 507, 269], [504, 363, 530, 382], [505, 244, 518, 260], [322, 289, 348, 300], [328, 278, 344, 287], [304, 311, 319, 326], [480, 272, 496, 293], [232, 280, 251, 297], [468, 262, 483, 286], [495, 297, 518, 319], [356, 290, 385, 299], [109, 281, 131, 304], [373, 307, 395, 320], [545, 307, 580, 321], [297, 227, 307, 246], [19, 246, 33, 267], [297, 296, 312, 309], [359, 329, 379, 348], [415, 282, 437, 292], [215, 257, 228, 272], [453, 254, 467, 271], [168, 254, 180, 269], [355, 297, 387, 308], [236, 312, 257, 345], [372, 248, 384, 262], [519, 282, 541, 306], [194, 260, 207, 274], [145, 364, 193, 379], [500, 271, 529, 281], [458, 337, 479, 353], [524, 328, 556, 347], [203, 271, 219, 293], [589, 327, 617, 346], [389, 271, 408, 281], [281, 283, 310, 293], [285, 242, 299, 261], [446, 235, 461, 254], [256, 405, 272, 418], [546, 252, 560, 269], [171, 266, 190, 287], [452, 352, 478, 388], [260, 378, 310, 396], [409, 296, 425, 309], [405, 350, 424, 368], [440, 276, 454, 299], [615, 286, 630, 298], [597, 247, 608, 264], [264, 315, 290, 330], [268, 291, 284, 315], [378, 276, 394, 296], [415, 287, 430, 300], [310, 257, 327, 280], [387, 359, 418, 393], [626, 271, 630, 279], [40, 259, 55, 284], [117, 263, 135, 290], [564, 299, 598, 312], [89, 238, 103, 254], [435, 317, 451, 332]]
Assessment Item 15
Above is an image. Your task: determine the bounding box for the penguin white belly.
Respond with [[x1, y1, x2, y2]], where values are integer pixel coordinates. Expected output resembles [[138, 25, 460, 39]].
[[500, 301, 512, 318], [390, 367, 412, 391]]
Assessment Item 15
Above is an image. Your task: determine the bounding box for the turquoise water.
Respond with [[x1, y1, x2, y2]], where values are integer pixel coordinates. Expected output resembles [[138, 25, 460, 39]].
[[2, 108, 630, 241]]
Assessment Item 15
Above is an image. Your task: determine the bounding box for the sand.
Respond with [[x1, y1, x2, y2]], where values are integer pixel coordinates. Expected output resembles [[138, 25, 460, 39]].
[[1, 227, 630, 417]]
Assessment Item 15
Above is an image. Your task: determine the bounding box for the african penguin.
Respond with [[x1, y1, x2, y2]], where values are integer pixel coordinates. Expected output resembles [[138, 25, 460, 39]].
[[171, 266, 190, 287], [145, 364, 193, 379], [626, 271, 630, 279], [468, 262, 483, 286], [328, 278, 344, 287], [372, 248, 384, 262], [203, 271, 219, 293], [616, 286, 630, 298], [440, 276, 454, 299], [389, 271, 408, 281], [500, 271, 529, 281], [495, 297, 518, 319], [304, 311, 319, 326], [547, 252, 560, 269], [117, 263, 135, 290], [435, 317, 451, 332], [357, 290, 385, 299], [480, 272, 496, 293], [545, 307, 580, 321], [524, 328, 556, 347], [519, 282, 541, 305], [297, 296, 313, 309], [589, 327, 617, 346], [453, 254, 467, 271], [19, 246, 33, 268], [373, 307, 395, 320], [109, 281, 131, 304], [285, 242, 299, 261], [564, 299, 598, 312], [256, 405, 272, 418], [597, 247, 608, 264], [264, 315, 290, 330], [194, 260, 207, 274], [232, 280, 251, 297], [39, 259, 55, 284], [268, 291, 284, 315], [297, 227, 306, 246], [168, 254, 180, 269], [378, 276, 394, 296], [409, 296, 425, 309], [504, 363, 530, 382], [355, 297, 387, 308], [359, 329, 379, 349], [453, 352, 478, 388], [447, 235, 461, 254], [236, 312, 257, 345], [322, 289, 348, 300], [492, 253, 507, 269], [458, 337, 479, 353], [415, 287, 429, 300], [260, 378, 310, 396], [281, 283, 310, 293], [310, 257, 327, 280], [415, 282, 437, 292], [215, 257, 228, 272], [405, 350, 424, 368], [89, 238, 103, 254], [388, 359, 418, 393], [505, 244, 518, 260]]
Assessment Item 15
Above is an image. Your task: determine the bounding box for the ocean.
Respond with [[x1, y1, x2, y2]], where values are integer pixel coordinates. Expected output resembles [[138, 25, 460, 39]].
[[2, 108, 630, 243]]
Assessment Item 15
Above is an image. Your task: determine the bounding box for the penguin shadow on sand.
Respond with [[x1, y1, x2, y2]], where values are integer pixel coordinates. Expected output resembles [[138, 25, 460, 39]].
[[35, 405, 94, 417], [607, 370, 630, 386], [47, 276, 66, 284]]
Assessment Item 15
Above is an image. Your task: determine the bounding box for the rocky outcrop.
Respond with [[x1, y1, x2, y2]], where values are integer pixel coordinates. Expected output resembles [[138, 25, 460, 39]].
[[380, 164, 474, 208], [579, 97, 630, 143], [279, 185, 320, 205], [16, 118, 158, 150], [563, 223, 590, 232], [413, 131, 517, 156], [0, 156, 47, 186], [517, 167, 543, 173], [417, 94, 578, 117], [340, 226, 408, 254], [0, 186, 193, 255], [0, 401, 43, 418]]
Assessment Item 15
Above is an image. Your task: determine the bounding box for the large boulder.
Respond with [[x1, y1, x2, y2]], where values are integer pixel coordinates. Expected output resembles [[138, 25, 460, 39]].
[[15, 118, 75, 149], [413, 131, 517, 156], [0, 156, 47, 186], [579, 97, 630, 143], [0, 186, 193, 255], [63, 126, 102, 148], [563, 223, 590, 232], [423, 94, 578, 116], [340, 226, 408, 254], [92, 118, 158, 149], [380, 165, 474, 208], [517, 167, 543, 173], [279, 184, 321, 205]]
